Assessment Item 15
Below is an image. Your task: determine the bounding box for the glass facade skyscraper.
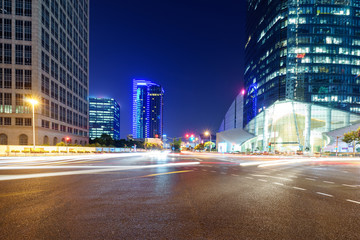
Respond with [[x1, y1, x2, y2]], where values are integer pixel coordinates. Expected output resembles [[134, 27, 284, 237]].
[[245, 0, 360, 126], [0, 0, 89, 146], [89, 98, 120, 140], [132, 79, 163, 139], [216, 0, 360, 152]]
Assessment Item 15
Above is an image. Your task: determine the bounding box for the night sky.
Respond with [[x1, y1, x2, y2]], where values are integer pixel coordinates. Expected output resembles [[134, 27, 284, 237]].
[[89, 0, 246, 138]]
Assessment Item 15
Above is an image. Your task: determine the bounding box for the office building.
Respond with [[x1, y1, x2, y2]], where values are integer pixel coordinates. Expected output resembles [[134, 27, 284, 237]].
[[0, 0, 89, 146], [89, 97, 120, 140], [218, 0, 360, 152], [132, 79, 163, 139]]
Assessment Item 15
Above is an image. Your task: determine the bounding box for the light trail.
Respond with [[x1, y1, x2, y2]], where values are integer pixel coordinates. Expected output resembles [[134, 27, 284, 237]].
[[0, 162, 200, 181]]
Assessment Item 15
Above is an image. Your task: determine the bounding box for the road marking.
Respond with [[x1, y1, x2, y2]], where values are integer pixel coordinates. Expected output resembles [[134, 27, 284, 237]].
[[289, 175, 298, 178], [245, 176, 254, 179], [305, 178, 316, 181], [273, 182, 284, 186], [316, 192, 333, 197], [221, 172, 227, 175], [250, 174, 293, 181], [342, 184, 358, 188], [231, 174, 239, 177], [145, 170, 193, 177], [323, 181, 334, 184], [346, 199, 360, 204], [292, 186, 306, 191], [211, 170, 216, 173], [258, 179, 268, 182]]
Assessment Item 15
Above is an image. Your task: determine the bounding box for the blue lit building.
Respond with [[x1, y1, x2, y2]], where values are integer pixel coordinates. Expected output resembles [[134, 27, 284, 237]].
[[132, 79, 164, 139], [218, 0, 360, 153], [89, 98, 120, 140]]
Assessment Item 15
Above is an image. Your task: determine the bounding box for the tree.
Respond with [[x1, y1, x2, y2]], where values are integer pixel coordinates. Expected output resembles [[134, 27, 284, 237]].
[[342, 129, 360, 154], [171, 138, 182, 152], [204, 141, 215, 151], [194, 143, 205, 151]]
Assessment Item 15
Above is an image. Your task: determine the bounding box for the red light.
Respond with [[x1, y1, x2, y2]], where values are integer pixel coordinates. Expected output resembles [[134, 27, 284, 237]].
[[185, 134, 189, 138], [155, 134, 159, 138], [241, 89, 246, 95], [297, 53, 305, 59], [66, 137, 70, 141]]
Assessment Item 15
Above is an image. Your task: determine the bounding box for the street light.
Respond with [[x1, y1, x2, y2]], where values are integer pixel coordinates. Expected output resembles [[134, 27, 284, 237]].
[[65, 137, 70, 153], [27, 98, 38, 150], [204, 131, 212, 152]]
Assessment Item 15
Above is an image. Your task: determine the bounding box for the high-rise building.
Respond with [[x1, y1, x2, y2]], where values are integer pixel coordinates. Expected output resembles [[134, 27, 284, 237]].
[[0, 0, 89, 146], [217, 0, 360, 152], [132, 79, 164, 139], [89, 97, 120, 140]]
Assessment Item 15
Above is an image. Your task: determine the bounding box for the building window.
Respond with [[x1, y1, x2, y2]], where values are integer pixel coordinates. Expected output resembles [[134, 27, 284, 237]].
[[15, 117, 23, 125], [15, 45, 23, 64], [4, 117, 11, 125], [24, 46, 31, 65], [0, 133, 8, 145], [41, 74, 49, 95], [1, 0, 12, 14], [15, 69, 23, 89], [1, 93, 12, 113], [24, 21, 31, 41], [24, 118, 31, 126], [3, 19, 11, 39], [41, 98, 49, 117], [19, 134, 28, 145], [41, 120, 49, 128], [15, 20, 23, 40], [24, 70, 31, 89], [3, 68, 11, 88], [4, 44, 12, 64]]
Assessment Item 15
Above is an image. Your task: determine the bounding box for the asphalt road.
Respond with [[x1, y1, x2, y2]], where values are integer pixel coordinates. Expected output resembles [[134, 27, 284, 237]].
[[1, 152, 360, 240]]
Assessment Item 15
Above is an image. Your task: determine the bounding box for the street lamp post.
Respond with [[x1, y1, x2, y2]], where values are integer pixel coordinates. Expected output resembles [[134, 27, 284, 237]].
[[27, 98, 38, 150]]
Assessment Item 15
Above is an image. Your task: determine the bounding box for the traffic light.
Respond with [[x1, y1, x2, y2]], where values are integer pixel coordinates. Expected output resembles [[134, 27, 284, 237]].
[[185, 134, 189, 138]]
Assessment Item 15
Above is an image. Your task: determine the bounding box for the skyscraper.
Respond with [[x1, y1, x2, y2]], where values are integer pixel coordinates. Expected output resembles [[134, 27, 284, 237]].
[[0, 0, 89, 146], [89, 97, 120, 140], [239, 0, 360, 152], [132, 79, 163, 139]]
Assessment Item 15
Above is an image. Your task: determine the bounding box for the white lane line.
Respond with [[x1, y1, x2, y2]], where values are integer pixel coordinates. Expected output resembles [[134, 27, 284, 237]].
[[292, 186, 306, 191], [346, 199, 360, 205], [210, 171, 216, 173], [305, 178, 316, 181], [342, 184, 358, 188], [316, 192, 333, 197], [323, 181, 335, 184], [194, 158, 203, 162], [231, 174, 239, 177], [258, 179, 268, 182], [245, 176, 254, 180], [250, 174, 293, 181], [273, 182, 284, 186], [221, 172, 227, 175], [289, 176, 298, 178], [202, 169, 206, 172]]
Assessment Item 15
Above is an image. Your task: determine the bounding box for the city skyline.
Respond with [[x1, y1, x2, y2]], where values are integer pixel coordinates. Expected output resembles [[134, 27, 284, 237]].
[[89, 1, 245, 138]]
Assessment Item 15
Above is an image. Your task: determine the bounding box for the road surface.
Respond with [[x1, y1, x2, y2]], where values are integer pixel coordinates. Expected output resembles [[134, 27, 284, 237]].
[[0, 152, 360, 239]]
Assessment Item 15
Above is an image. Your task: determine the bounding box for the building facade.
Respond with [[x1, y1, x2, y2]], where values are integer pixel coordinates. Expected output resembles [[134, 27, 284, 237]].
[[0, 0, 89, 146], [132, 79, 163, 139], [89, 97, 120, 140], [240, 0, 360, 152]]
